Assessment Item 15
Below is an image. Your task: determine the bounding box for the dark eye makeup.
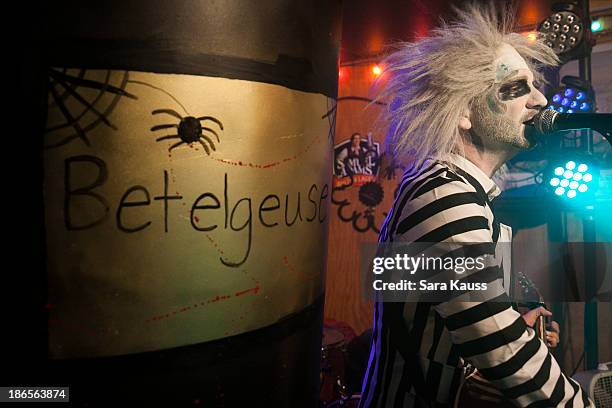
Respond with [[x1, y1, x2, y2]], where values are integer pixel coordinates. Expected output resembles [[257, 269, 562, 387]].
[[498, 78, 531, 101]]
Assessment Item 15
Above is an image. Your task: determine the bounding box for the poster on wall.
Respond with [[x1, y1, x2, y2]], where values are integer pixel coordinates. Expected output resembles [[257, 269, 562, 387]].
[[44, 68, 332, 358], [329, 96, 405, 234], [333, 132, 380, 188]]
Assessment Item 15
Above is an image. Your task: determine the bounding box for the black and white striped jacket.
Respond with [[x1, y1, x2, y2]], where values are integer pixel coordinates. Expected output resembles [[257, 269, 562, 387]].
[[359, 154, 593, 407]]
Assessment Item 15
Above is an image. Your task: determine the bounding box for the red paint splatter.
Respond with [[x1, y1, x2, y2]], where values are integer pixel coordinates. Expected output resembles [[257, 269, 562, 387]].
[[212, 134, 320, 169], [282, 255, 320, 282], [145, 281, 261, 323], [205, 234, 227, 258], [194, 216, 200, 223], [235, 283, 260, 297]]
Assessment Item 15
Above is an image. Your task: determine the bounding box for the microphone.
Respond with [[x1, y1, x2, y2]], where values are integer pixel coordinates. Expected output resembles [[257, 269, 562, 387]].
[[528, 110, 612, 140]]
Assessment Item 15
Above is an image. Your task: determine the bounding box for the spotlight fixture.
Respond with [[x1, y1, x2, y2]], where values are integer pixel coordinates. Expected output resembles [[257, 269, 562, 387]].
[[546, 76, 595, 114], [537, 3, 593, 62], [539, 11, 583, 54], [548, 159, 597, 201]]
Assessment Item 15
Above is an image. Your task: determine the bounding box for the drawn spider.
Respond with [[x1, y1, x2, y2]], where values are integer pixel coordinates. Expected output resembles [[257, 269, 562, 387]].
[[151, 109, 223, 155]]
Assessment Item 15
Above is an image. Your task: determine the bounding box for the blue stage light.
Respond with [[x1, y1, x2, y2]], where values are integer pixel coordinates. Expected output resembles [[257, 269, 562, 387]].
[[579, 102, 589, 111], [564, 88, 575, 97], [552, 94, 562, 103], [548, 160, 597, 202], [576, 91, 585, 100], [591, 20, 603, 32]]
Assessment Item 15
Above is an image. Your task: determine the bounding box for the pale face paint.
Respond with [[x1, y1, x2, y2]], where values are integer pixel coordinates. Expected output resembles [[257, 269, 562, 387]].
[[472, 43, 548, 150], [493, 43, 529, 83]]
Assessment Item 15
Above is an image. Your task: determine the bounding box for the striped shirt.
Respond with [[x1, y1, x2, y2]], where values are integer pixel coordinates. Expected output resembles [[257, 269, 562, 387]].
[[359, 154, 593, 407]]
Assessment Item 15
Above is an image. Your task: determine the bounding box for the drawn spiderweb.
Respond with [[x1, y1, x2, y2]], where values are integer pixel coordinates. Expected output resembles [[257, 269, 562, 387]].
[[45, 68, 137, 149]]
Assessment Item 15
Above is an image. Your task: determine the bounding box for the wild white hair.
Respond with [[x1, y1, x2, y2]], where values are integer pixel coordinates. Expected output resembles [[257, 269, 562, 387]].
[[373, 2, 559, 169]]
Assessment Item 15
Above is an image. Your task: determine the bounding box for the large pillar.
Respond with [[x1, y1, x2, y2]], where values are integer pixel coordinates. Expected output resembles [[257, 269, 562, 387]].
[[42, 1, 341, 405]]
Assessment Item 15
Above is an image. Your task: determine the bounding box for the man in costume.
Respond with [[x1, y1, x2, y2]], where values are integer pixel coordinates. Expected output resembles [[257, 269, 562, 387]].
[[359, 4, 592, 407]]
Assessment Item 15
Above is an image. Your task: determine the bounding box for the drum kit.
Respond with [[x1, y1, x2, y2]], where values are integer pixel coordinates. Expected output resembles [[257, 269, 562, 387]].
[[319, 327, 361, 407]]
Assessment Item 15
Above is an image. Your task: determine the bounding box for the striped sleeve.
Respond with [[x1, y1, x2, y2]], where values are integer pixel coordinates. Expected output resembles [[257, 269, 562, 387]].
[[392, 169, 593, 407]]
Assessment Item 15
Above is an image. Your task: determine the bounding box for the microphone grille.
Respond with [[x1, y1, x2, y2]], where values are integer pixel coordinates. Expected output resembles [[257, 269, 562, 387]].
[[534, 109, 558, 134]]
